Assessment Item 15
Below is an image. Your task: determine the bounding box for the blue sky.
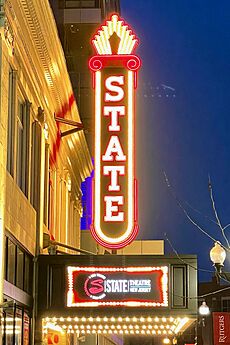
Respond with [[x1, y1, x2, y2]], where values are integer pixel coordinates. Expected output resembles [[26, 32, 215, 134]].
[[121, 0, 230, 280]]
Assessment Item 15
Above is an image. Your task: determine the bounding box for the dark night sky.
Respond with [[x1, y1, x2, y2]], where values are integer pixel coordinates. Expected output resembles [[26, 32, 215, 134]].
[[121, 0, 230, 280]]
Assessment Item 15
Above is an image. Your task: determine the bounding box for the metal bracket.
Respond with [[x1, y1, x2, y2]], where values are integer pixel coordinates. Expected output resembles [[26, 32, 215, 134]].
[[54, 114, 84, 137]]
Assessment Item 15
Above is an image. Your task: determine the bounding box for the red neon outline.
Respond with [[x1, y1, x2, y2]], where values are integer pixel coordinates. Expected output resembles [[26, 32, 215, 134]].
[[102, 135, 127, 162], [103, 105, 125, 132], [103, 165, 125, 192], [89, 55, 141, 72], [67, 266, 168, 307], [134, 179, 138, 222], [104, 195, 124, 222], [103, 194, 126, 225], [90, 223, 138, 249], [104, 75, 125, 103], [89, 48, 141, 250]]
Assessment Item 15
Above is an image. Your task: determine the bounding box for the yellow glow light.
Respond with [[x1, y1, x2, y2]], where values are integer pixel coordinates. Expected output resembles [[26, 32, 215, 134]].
[[93, 71, 135, 246], [93, 15, 138, 55], [174, 317, 189, 334]]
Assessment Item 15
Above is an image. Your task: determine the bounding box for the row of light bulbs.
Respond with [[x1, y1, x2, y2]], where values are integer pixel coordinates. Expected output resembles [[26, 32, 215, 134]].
[[44, 324, 175, 330], [43, 328, 173, 336], [44, 316, 176, 323], [70, 266, 166, 272]]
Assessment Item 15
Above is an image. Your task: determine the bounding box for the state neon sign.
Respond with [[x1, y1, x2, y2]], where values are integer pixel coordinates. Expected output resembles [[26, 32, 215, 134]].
[[67, 266, 168, 307], [89, 14, 141, 249]]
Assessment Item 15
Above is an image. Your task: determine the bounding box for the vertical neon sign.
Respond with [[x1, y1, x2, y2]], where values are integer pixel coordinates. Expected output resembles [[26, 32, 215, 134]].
[[89, 14, 141, 249]]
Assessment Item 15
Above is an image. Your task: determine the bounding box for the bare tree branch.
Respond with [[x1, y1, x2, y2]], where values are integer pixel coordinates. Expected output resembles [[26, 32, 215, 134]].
[[208, 175, 230, 248], [223, 224, 230, 231], [164, 233, 213, 273], [184, 200, 218, 226], [163, 171, 230, 253]]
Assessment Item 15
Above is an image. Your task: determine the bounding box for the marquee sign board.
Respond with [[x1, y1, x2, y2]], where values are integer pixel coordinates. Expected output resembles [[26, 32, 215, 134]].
[[67, 266, 168, 308], [89, 14, 141, 249]]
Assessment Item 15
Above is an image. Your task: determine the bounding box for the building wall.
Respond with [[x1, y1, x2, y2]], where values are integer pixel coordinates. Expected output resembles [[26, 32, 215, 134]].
[[0, 0, 92, 342]]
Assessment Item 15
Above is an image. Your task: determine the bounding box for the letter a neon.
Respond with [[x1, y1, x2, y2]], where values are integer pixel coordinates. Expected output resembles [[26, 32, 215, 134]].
[[102, 136, 126, 161]]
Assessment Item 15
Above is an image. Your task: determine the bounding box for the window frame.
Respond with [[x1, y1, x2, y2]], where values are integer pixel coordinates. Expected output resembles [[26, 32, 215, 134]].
[[4, 233, 33, 295], [221, 297, 230, 312], [16, 92, 31, 198], [7, 67, 17, 176]]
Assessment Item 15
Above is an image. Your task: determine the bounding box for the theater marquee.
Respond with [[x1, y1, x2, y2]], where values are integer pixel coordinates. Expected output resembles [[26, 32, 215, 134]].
[[67, 266, 168, 308], [89, 14, 141, 249]]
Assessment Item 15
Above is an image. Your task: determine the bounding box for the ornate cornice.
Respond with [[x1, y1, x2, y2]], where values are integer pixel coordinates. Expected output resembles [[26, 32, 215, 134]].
[[4, 0, 92, 184]]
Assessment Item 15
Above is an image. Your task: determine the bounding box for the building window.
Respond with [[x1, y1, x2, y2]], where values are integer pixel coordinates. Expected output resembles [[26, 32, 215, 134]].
[[16, 99, 31, 197], [16, 247, 24, 290], [24, 254, 32, 294], [7, 239, 16, 285], [7, 68, 17, 176], [64, 0, 96, 8], [5, 234, 33, 294], [48, 169, 56, 235], [30, 120, 41, 210], [43, 144, 50, 226], [222, 297, 230, 312]]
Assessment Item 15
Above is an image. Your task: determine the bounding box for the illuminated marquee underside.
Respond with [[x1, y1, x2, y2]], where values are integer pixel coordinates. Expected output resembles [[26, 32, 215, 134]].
[[67, 266, 168, 307], [43, 316, 196, 338], [89, 14, 141, 249]]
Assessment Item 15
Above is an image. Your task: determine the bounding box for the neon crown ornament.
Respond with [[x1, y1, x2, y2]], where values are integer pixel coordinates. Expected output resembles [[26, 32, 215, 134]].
[[92, 14, 139, 55]]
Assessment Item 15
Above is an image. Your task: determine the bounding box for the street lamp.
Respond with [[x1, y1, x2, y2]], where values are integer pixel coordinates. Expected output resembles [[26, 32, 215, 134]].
[[210, 242, 226, 274], [198, 301, 210, 316], [198, 301, 210, 327]]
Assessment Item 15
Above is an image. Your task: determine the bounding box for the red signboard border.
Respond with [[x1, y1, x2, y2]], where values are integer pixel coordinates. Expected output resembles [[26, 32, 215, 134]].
[[67, 266, 168, 308]]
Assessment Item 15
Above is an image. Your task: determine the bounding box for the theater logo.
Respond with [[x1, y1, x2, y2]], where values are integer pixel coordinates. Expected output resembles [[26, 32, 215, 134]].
[[67, 266, 168, 308], [84, 273, 151, 300]]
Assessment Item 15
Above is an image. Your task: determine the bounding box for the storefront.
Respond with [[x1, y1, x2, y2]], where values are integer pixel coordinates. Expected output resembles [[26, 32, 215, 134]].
[[2, 233, 33, 345], [37, 254, 197, 344], [2, 302, 30, 345]]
